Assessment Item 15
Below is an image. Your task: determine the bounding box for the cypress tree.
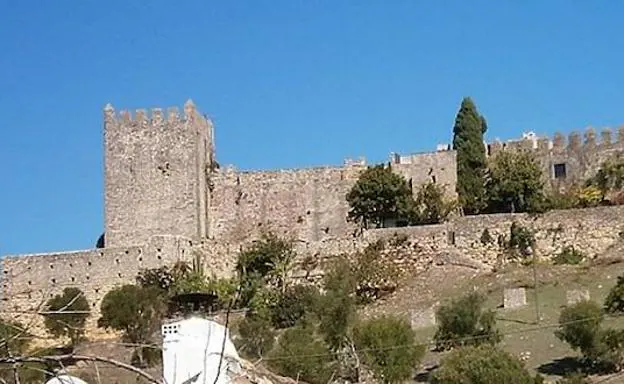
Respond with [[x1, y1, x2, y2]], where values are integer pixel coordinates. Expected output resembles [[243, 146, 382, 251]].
[[452, 97, 488, 214]]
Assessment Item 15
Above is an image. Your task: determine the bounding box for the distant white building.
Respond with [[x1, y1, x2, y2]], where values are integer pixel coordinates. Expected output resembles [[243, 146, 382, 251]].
[[162, 316, 242, 384]]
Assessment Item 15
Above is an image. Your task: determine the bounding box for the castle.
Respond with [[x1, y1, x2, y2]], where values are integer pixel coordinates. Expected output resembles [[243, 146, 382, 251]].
[[3, 100, 624, 337]]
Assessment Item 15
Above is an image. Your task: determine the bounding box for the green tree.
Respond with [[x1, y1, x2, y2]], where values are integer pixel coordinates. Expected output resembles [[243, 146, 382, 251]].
[[98, 285, 166, 367], [452, 97, 488, 214], [43, 287, 90, 348], [354, 316, 425, 384], [431, 344, 540, 384], [412, 182, 456, 225], [346, 164, 414, 229], [434, 291, 501, 351], [486, 150, 545, 213], [268, 325, 335, 384]]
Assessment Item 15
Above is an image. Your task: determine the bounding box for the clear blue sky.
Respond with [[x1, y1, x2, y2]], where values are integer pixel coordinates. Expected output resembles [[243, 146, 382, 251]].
[[1, 1, 623, 255]]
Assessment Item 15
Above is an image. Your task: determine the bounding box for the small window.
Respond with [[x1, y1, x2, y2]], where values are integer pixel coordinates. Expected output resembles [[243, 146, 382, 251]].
[[554, 163, 567, 179]]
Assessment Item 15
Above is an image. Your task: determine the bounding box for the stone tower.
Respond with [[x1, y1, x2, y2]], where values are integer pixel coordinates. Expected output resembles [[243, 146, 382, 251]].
[[103, 100, 215, 248]]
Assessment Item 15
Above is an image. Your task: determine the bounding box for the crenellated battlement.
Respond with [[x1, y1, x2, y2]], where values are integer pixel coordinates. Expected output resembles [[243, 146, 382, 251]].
[[488, 125, 624, 155], [103, 99, 205, 128]]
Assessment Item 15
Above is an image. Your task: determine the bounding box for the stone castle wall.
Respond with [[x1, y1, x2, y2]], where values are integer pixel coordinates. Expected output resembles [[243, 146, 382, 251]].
[[208, 150, 457, 244], [1, 236, 194, 339], [488, 126, 624, 191], [104, 101, 213, 248], [5, 205, 623, 340]]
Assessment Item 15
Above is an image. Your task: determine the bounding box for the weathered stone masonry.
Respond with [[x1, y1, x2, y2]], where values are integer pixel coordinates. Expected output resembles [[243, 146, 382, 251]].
[[3, 100, 624, 338]]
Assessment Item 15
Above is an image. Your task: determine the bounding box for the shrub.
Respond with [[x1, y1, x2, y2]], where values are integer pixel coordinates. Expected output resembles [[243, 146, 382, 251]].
[[318, 257, 357, 350], [480, 228, 494, 245], [434, 292, 501, 351], [502, 222, 536, 261], [605, 275, 624, 314], [236, 232, 296, 305], [555, 300, 624, 372], [431, 344, 540, 384], [268, 325, 335, 384], [553, 246, 585, 265], [98, 285, 166, 368], [354, 316, 425, 384], [234, 314, 276, 360], [43, 287, 90, 348], [270, 284, 320, 329]]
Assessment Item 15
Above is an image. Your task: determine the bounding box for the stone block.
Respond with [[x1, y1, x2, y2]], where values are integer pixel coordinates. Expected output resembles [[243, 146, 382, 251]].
[[504, 288, 527, 309], [411, 306, 437, 329], [566, 289, 590, 305]]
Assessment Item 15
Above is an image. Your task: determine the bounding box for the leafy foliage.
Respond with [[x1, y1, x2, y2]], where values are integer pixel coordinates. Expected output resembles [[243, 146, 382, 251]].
[[486, 151, 546, 213], [503, 221, 536, 261], [434, 292, 501, 351], [354, 316, 425, 384], [43, 287, 90, 348], [267, 325, 335, 384], [270, 284, 320, 329], [586, 156, 624, 200], [480, 228, 494, 245], [431, 344, 541, 384], [98, 284, 166, 367], [411, 182, 456, 225], [317, 257, 357, 350], [234, 314, 276, 359], [555, 300, 624, 372], [237, 232, 296, 306], [452, 97, 489, 214], [553, 246, 585, 265], [346, 164, 414, 228], [605, 275, 624, 314]]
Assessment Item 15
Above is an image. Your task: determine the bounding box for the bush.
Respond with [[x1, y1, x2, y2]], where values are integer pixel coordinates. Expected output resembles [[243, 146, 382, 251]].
[[605, 275, 624, 314], [555, 300, 624, 372], [553, 246, 585, 265], [431, 344, 540, 384], [234, 314, 276, 360], [236, 233, 296, 305], [43, 287, 90, 348], [317, 257, 357, 350], [270, 284, 320, 329], [434, 292, 501, 351], [354, 316, 425, 384], [501, 222, 536, 262], [267, 325, 335, 384], [98, 285, 166, 368]]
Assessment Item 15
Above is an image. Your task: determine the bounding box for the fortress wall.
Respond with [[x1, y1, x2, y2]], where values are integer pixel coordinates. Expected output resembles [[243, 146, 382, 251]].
[[0, 236, 193, 340], [209, 150, 459, 245], [368, 205, 624, 266], [488, 127, 624, 190], [390, 150, 458, 198], [208, 164, 365, 244]]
